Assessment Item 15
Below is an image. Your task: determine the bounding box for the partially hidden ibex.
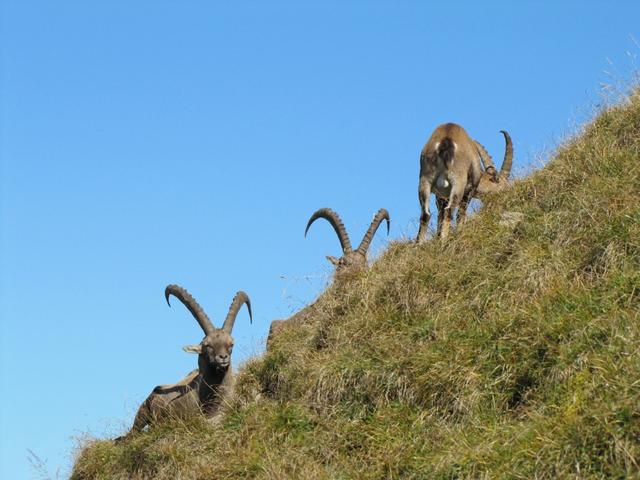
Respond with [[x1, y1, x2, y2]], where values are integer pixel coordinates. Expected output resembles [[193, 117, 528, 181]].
[[265, 301, 316, 351], [305, 207, 390, 279], [119, 285, 252, 440], [416, 123, 513, 242], [265, 208, 390, 350]]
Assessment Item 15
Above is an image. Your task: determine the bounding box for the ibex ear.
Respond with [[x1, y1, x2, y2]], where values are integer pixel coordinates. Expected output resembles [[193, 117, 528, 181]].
[[182, 344, 202, 354], [326, 255, 340, 266]]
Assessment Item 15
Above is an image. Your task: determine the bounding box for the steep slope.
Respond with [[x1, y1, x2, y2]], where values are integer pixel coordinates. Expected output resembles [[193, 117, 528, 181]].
[[73, 91, 640, 479]]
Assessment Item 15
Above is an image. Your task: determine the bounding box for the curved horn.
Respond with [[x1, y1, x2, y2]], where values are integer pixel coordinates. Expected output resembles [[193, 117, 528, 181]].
[[356, 208, 390, 255], [474, 140, 495, 172], [499, 130, 514, 180], [305, 208, 352, 254], [222, 291, 252, 333], [165, 284, 215, 336]]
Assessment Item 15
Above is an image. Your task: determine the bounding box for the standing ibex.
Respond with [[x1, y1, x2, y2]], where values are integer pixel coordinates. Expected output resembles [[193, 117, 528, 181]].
[[416, 123, 513, 242], [119, 285, 252, 439], [305, 207, 390, 279]]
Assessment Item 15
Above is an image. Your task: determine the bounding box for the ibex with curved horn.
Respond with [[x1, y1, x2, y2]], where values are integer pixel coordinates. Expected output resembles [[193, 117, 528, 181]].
[[266, 208, 390, 350], [416, 123, 513, 242], [305, 207, 390, 278], [119, 285, 252, 439], [473, 132, 513, 196], [452, 131, 514, 221]]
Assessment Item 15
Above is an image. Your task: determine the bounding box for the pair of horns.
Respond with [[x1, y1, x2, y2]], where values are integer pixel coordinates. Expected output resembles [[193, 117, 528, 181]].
[[476, 130, 513, 180], [305, 208, 390, 255], [164, 284, 252, 335]]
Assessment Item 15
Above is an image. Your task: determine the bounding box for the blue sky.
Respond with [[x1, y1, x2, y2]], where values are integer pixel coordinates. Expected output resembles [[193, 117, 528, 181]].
[[1, 1, 638, 478]]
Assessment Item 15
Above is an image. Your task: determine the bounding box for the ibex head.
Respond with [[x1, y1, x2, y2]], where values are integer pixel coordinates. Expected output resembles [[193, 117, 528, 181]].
[[305, 208, 390, 277], [475, 130, 514, 195], [164, 285, 252, 373]]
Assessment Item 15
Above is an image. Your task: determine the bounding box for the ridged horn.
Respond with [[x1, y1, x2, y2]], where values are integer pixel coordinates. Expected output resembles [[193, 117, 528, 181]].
[[499, 130, 513, 180], [356, 208, 390, 255], [165, 284, 215, 336], [474, 140, 495, 172], [305, 208, 352, 254], [222, 291, 252, 333]]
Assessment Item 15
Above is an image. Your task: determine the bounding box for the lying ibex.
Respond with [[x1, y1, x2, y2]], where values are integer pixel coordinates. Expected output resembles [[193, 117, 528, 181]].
[[120, 285, 252, 439], [265, 299, 318, 351], [265, 209, 390, 350], [305, 207, 390, 279], [416, 123, 513, 242]]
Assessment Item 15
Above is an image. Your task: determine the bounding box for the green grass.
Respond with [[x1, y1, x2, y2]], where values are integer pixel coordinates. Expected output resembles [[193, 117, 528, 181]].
[[72, 90, 640, 479]]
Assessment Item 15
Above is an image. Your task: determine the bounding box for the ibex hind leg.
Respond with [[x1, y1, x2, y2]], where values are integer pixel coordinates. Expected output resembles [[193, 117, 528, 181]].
[[456, 192, 472, 226], [441, 183, 465, 241], [440, 206, 454, 240], [436, 196, 446, 238], [115, 402, 148, 442], [417, 212, 430, 244], [123, 394, 155, 439], [417, 177, 432, 244]]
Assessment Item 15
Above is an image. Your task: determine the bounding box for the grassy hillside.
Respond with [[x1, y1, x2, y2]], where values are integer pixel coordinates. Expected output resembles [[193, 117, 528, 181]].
[[72, 91, 640, 479]]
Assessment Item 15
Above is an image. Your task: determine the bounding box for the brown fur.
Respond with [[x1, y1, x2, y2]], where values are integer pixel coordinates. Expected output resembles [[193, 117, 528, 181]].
[[266, 300, 317, 351], [117, 287, 251, 441], [417, 124, 513, 241], [417, 123, 482, 241]]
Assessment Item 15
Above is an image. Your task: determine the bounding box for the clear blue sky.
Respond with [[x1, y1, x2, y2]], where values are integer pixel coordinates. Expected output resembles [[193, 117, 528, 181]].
[[1, 1, 638, 478]]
